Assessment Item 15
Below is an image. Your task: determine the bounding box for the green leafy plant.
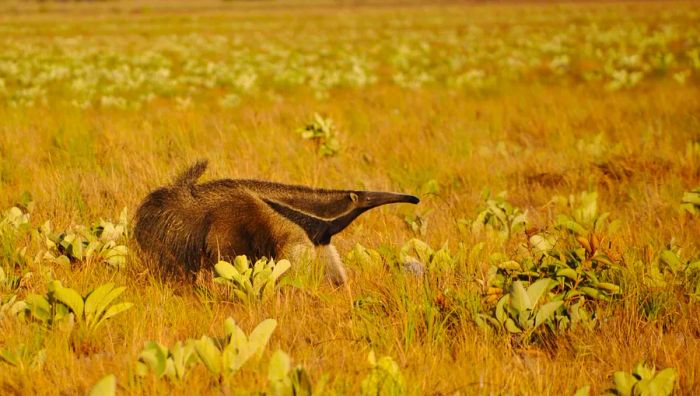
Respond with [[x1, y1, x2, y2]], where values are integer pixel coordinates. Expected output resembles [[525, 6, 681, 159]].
[[298, 113, 341, 157], [399, 238, 453, 273], [214, 256, 291, 303], [643, 245, 700, 302], [267, 349, 323, 396], [23, 281, 132, 331], [602, 362, 677, 396], [360, 351, 405, 396], [136, 340, 199, 381], [194, 317, 277, 378], [478, 192, 622, 337], [680, 187, 700, 215], [481, 279, 562, 336], [466, 191, 528, 240], [346, 243, 383, 272], [38, 208, 129, 268], [552, 191, 620, 236]]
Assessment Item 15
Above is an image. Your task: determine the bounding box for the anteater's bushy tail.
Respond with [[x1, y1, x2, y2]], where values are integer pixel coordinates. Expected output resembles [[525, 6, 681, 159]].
[[173, 160, 208, 187]]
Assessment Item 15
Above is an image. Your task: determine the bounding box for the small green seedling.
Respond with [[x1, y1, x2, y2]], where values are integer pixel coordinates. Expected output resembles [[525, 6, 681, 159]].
[[136, 340, 199, 381], [345, 243, 383, 272], [214, 256, 291, 303], [360, 351, 405, 396], [553, 191, 619, 236], [603, 362, 677, 396], [468, 191, 528, 240], [298, 113, 341, 157], [194, 317, 277, 378], [399, 238, 453, 273], [267, 349, 321, 396]]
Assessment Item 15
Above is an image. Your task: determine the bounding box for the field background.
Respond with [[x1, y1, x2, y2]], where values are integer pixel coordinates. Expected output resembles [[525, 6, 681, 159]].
[[1, 0, 699, 394]]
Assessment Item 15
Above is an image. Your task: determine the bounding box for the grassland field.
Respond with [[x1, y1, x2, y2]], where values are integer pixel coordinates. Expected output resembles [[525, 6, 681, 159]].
[[0, 0, 699, 395]]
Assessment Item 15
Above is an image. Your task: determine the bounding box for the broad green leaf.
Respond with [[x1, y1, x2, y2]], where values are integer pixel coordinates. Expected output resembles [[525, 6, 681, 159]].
[[88, 374, 116, 396], [574, 385, 590, 396], [535, 301, 563, 327], [234, 255, 250, 273], [556, 268, 578, 280], [596, 282, 620, 294], [88, 286, 128, 329], [504, 318, 522, 333], [85, 283, 116, 317], [510, 281, 531, 312], [530, 234, 555, 254], [249, 319, 277, 359], [26, 294, 51, 322], [526, 278, 552, 306], [94, 302, 133, 329], [104, 245, 127, 267], [139, 342, 168, 378], [224, 317, 243, 339], [682, 191, 700, 205], [270, 259, 291, 281], [633, 362, 655, 380], [215, 261, 237, 280], [171, 341, 197, 380], [580, 287, 602, 300], [194, 336, 221, 375], [613, 371, 637, 396], [498, 260, 521, 271], [660, 250, 683, 272], [650, 368, 677, 395], [495, 296, 508, 324], [268, 349, 291, 383], [53, 285, 84, 319]]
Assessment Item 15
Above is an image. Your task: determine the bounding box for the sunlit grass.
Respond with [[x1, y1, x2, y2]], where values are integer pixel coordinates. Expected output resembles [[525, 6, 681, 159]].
[[1, 1, 699, 395]]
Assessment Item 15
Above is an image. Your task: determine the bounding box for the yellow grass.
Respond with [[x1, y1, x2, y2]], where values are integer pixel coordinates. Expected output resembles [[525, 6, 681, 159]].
[[1, 1, 699, 395]]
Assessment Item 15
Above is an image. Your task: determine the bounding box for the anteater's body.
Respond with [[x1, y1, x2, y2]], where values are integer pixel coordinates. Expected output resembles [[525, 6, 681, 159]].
[[134, 161, 419, 284]]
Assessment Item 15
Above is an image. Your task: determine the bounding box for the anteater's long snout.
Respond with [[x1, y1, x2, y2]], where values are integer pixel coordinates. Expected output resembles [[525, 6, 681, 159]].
[[361, 191, 420, 209]]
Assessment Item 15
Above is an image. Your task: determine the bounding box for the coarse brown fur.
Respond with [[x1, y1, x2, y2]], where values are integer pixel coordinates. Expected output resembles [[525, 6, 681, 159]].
[[134, 160, 419, 282]]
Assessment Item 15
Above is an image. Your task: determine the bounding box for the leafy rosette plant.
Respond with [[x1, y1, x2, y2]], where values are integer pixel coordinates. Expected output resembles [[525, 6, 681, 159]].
[[479, 279, 562, 336], [298, 113, 341, 157], [360, 351, 405, 396], [23, 281, 132, 331], [136, 340, 199, 381], [603, 362, 677, 396], [468, 191, 528, 240], [39, 208, 129, 268], [194, 317, 277, 378], [214, 256, 291, 303]]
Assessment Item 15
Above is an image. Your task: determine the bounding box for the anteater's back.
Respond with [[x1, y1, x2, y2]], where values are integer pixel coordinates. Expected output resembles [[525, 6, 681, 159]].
[[134, 161, 212, 275]]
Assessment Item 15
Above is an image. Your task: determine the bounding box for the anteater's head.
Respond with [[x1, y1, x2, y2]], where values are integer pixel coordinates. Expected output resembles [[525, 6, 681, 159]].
[[258, 183, 420, 245]]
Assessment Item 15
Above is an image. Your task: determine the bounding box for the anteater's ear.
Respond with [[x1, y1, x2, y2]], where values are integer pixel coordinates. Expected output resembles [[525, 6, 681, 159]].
[[349, 192, 359, 202]]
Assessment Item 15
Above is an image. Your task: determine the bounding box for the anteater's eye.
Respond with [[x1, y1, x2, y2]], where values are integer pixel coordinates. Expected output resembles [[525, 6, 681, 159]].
[[349, 193, 358, 202]]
